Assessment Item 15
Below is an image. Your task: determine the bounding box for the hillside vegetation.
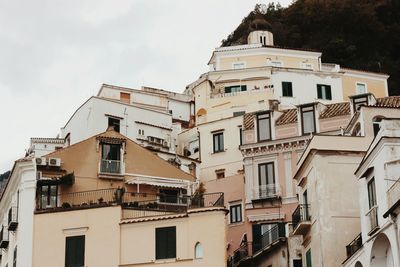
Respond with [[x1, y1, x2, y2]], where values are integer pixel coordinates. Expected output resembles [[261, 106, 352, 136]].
[[222, 0, 400, 95]]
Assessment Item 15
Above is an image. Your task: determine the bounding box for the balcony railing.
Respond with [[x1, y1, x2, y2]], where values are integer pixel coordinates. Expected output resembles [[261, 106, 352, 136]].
[[229, 242, 251, 267], [100, 159, 121, 174], [367, 206, 379, 234], [253, 184, 280, 200], [253, 224, 286, 255], [36, 189, 225, 215], [8, 206, 18, 232], [292, 204, 311, 231], [0, 226, 9, 249], [210, 87, 274, 99], [345, 233, 362, 259], [386, 177, 400, 215]]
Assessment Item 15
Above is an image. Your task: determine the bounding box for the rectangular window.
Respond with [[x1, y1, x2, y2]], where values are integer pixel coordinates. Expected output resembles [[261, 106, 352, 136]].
[[229, 204, 242, 223], [120, 92, 131, 104], [257, 113, 271, 142], [13, 246, 17, 267], [224, 85, 247, 94], [306, 249, 312, 267], [159, 189, 179, 204], [239, 127, 244, 146], [215, 169, 225, 179], [65, 235, 85, 267], [356, 83, 366, 94], [101, 143, 121, 173], [108, 117, 120, 132], [258, 162, 275, 198], [40, 184, 58, 209], [368, 178, 377, 209], [353, 96, 368, 111], [282, 82, 293, 97], [301, 105, 316, 135], [156, 227, 176, 260], [213, 132, 224, 153], [317, 84, 332, 100], [233, 63, 245, 69]]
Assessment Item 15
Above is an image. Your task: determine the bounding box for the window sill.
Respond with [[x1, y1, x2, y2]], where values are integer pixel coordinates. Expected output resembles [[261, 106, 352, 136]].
[[212, 149, 227, 154], [229, 221, 244, 227]]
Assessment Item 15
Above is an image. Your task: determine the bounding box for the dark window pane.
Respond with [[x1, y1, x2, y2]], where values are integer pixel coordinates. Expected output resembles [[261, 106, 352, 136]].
[[108, 117, 120, 132], [213, 132, 224, 153], [65, 236, 85, 267], [317, 84, 332, 100], [102, 144, 121, 160], [257, 113, 271, 141], [282, 82, 293, 97], [156, 227, 176, 260]]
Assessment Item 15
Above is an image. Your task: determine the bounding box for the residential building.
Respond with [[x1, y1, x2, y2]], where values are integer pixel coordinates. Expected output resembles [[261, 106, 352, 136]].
[[291, 134, 371, 267], [32, 128, 227, 267], [180, 29, 389, 263]]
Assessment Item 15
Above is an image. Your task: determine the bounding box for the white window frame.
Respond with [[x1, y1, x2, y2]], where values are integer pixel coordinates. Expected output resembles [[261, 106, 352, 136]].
[[228, 201, 243, 224], [232, 62, 246, 70], [356, 82, 367, 94]]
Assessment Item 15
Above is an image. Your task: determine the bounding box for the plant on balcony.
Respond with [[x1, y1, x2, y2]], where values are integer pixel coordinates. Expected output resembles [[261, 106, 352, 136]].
[[192, 182, 206, 207], [98, 197, 104, 204], [62, 202, 71, 209]]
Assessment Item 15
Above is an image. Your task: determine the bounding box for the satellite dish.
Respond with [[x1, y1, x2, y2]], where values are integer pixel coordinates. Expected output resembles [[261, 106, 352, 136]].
[[260, 4, 268, 14]]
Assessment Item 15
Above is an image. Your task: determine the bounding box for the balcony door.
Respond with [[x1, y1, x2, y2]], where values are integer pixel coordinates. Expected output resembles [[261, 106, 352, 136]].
[[39, 184, 58, 209], [101, 143, 121, 173], [258, 162, 275, 198]]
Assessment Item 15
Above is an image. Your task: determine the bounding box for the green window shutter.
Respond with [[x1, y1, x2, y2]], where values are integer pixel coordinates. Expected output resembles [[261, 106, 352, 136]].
[[241, 85, 247, 91], [306, 249, 312, 267], [288, 83, 293, 96], [156, 227, 176, 260], [224, 87, 232, 93], [326, 85, 332, 100], [317, 85, 322, 99], [65, 236, 85, 267], [282, 82, 293, 97]]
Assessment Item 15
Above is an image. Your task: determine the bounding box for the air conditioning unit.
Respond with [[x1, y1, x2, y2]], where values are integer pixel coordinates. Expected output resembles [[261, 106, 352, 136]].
[[163, 141, 169, 147], [48, 158, 61, 167], [35, 157, 47, 166]]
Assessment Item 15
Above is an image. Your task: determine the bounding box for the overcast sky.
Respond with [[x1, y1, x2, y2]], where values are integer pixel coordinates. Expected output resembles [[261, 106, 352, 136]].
[[0, 0, 292, 173]]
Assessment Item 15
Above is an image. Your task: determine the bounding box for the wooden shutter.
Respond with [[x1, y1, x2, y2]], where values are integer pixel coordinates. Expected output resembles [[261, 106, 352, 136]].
[[326, 85, 332, 100], [306, 249, 312, 267], [156, 227, 176, 260], [241, 85, 247, 91], [65, 236, 85, 267], [317, 85, 322, 99], [120, 92, 130, 104]]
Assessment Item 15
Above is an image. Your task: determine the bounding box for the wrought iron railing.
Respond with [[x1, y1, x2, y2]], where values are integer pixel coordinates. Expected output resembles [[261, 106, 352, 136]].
[[292, 204, 311, 230], [8, 206, 18, 231], [229, 242, 252, 267], [367, 206, 379, 234], [253, 224, 285, 254], [253, 184, 280, 200], [345, 233, 362, 259], [36, 189, 225, 214], [100, 159, 121, 174]]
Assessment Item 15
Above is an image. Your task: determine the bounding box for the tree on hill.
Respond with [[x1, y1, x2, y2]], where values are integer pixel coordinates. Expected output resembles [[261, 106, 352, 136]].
[[222, 0, 400, 95]]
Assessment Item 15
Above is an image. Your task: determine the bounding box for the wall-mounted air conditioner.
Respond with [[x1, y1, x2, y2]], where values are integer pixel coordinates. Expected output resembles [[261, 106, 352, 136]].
[[48, 158, 61, 167], [35, 157, 47, 166]]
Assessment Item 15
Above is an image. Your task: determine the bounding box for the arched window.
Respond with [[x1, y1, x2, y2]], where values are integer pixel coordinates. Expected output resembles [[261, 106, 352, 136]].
[[195, 242, 203, 259]]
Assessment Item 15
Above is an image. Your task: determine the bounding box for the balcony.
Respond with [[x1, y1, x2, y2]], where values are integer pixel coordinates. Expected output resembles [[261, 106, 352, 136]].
[[384, 177, 400, 217], [100, 159, 121, 174], [8, 206, 18, 232], [252, 224, 286, 256], [35, 188, 225, 218], [345, 233, 362, 260], [252, 184, 280, 201], [0, 226, 9, 249], [229, 242, 251, 267], [292, 204, 311, 236], [210, 86, 274, 99], [367, 206, 379, 235]]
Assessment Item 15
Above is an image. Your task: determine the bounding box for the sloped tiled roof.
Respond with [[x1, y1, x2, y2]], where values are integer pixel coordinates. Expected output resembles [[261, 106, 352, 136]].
[[320, 102, 350, 119], [370, 96, 400, 108], [243, 113, 254, 130], [276, 109, 298, 125]]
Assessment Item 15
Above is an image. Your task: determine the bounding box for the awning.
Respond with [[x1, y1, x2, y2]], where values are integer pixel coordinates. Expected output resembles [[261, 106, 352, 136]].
[[125, 175, 191, 189]]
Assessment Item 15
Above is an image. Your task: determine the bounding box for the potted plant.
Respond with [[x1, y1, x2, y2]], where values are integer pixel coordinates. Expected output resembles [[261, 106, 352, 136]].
[[192, 182, 206, 207]]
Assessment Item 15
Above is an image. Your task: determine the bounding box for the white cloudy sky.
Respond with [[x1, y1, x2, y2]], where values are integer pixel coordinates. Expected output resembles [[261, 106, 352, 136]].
[[0, 0, 292, 173]]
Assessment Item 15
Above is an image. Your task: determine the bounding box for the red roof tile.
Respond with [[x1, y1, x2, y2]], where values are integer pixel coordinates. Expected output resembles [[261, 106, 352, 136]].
[[320, 102, 350, 119]]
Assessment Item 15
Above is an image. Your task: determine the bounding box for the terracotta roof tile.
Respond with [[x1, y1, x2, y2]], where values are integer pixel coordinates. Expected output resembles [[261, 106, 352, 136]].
[[243, 113, 254, 130], [276, 109, 298, 125], [371, 96, 400, 108], [320, 102, 350, 119]]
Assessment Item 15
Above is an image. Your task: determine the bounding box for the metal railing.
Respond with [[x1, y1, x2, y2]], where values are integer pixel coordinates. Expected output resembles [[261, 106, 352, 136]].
[[100, 159, 121, 174], [387, 177, 400, 212], [292, 204, 311, 230], [36, 189, 224, 214], [8, 206, 18, 231], [211, 87, 274, 99], [229, 242, 251, 267], [367, 206, 379, 234], [253, 184, 280, 200], [346, 233, 362, 259], [253, 224, 285, 254]]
